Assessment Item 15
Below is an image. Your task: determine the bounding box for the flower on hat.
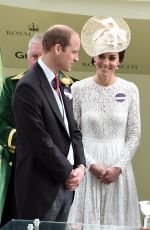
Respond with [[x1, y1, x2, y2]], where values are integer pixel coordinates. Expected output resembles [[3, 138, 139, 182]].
[[93, 17, 127, 49]]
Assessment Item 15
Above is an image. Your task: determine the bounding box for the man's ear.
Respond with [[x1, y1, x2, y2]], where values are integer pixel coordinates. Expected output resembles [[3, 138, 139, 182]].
[[54, 44, 62, 54]]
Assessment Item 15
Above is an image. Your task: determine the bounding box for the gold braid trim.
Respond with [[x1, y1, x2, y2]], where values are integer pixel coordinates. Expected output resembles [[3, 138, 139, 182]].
[[11, 72, 24, 80], [8, 129, 16, 153]]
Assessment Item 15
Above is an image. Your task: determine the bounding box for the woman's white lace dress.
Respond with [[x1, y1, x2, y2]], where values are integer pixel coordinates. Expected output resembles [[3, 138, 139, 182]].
[[68, 77, 141, 227]]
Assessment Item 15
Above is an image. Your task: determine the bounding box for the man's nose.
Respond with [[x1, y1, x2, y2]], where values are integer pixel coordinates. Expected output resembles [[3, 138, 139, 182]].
[[74, 53, 79, 62]]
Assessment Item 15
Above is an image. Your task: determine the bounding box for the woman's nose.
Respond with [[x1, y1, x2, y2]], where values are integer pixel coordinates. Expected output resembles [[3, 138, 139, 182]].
[[102, 58, 109, 66]]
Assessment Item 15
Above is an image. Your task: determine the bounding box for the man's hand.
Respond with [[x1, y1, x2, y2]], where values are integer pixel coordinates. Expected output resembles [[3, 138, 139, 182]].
[[65, 166, 85, 191]]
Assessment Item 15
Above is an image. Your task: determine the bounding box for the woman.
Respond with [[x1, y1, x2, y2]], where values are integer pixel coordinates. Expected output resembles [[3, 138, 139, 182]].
[[68, 16, 141, 227]]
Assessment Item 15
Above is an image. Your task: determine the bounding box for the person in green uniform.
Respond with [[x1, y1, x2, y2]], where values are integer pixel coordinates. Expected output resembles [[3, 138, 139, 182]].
[[0, 32, 44, 224]]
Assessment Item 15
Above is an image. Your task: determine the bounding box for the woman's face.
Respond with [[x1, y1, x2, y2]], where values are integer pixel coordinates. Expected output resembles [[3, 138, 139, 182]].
[[94, 52, 120, 77]]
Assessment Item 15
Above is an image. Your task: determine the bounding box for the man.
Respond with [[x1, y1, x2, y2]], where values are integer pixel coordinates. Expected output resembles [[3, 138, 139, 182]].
[[13, 25, 85, 222], [0, 33, 43, 225]]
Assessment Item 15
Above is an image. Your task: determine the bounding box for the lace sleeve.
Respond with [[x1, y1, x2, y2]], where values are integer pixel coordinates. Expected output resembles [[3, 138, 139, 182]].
[[71, 83, 81, 129], [114, 84, 141, 172], [71, 83, 96, 168]]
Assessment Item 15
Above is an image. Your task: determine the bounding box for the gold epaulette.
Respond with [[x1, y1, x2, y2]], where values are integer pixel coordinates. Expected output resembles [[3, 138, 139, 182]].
[[8, 129, 16, 153], [11, 72, 24, 80]]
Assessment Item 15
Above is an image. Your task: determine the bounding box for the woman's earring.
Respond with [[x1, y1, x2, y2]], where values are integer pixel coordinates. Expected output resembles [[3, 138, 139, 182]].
[[116, 66, 119, 70]]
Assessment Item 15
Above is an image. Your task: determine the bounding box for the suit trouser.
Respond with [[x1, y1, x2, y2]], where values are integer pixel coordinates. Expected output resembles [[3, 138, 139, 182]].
[[44, 185, 73, 223]]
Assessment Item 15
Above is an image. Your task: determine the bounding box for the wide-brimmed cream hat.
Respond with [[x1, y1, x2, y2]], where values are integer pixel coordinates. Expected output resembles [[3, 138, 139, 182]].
[[81, 16, 131, 57]]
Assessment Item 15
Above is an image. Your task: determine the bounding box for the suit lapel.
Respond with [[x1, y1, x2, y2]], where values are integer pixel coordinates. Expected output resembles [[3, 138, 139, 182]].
[[35, 63, 68, 134], [43, 83, 70, 134], [35, 63, 72, 138], [60, 84, 74, 138]]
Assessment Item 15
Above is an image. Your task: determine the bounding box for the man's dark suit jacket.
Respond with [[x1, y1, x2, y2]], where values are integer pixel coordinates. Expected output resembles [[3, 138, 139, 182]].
[[13, 62, 85, 220]]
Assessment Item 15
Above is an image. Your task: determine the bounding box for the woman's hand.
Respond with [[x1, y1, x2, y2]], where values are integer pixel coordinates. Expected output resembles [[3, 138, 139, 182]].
[[100, 167, 122, 184], [90, 163, 106, 179]]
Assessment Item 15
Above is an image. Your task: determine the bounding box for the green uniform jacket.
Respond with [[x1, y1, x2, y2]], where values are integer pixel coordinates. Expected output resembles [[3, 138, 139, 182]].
[[0, 72, 25, 222]]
